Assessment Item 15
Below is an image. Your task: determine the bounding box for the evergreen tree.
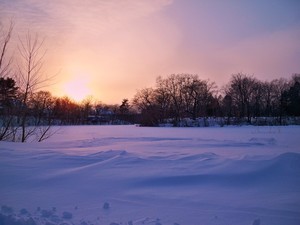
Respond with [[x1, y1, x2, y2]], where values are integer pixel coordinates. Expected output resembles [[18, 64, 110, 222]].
[[0, 77, 18, 108]]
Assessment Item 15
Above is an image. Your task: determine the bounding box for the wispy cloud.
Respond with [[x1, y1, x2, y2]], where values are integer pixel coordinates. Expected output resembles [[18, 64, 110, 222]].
[[1, 0, 299, 103], [1, 0, 177, 102], [1, 0, 173, 36]]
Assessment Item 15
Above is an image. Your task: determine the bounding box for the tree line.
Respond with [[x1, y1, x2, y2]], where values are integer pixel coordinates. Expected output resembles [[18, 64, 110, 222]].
[[0, 75, 136, 141], [1, 21, 300, 142], [133, 73, 300, 126], [1, 21, 138, 142]]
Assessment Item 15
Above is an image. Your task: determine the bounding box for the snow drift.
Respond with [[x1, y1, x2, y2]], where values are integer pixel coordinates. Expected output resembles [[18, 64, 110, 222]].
[[0, 125, 300, 225]]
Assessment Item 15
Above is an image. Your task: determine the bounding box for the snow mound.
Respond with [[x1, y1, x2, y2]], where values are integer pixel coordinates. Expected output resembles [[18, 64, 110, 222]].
[[132, 152, 300, 189], [249, 137, 276, 145], [1, 125, 300, 225]]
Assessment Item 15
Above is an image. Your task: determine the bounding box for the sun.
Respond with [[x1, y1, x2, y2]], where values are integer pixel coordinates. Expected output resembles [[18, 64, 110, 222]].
[[63, 75, 91, 102]]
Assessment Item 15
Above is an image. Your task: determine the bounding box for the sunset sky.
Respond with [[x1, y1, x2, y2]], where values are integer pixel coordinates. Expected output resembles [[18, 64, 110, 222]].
[[1, 0, 300, 103]]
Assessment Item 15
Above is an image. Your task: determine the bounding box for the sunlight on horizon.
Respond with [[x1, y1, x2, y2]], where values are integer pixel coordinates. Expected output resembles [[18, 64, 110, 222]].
[[1, 0, 300, 104], [62, 74, 92, 102]]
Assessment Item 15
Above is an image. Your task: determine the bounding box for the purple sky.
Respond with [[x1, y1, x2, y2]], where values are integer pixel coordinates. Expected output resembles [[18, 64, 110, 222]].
[[1, 0, 300, 103]]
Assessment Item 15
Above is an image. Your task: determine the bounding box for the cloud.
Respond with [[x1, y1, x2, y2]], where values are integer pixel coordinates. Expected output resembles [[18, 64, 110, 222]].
[[0, 0, 176, 60], [1, 0, 177, 102], [1, 0, 173, 36], [3, 0, 298, 103]]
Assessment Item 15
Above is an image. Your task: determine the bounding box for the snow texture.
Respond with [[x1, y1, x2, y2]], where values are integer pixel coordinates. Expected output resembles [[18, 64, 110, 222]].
[[0, 125, 300, 225]]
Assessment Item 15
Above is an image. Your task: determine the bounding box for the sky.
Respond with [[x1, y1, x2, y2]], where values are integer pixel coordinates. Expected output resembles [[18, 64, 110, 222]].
[[1, 0, 300, 103]]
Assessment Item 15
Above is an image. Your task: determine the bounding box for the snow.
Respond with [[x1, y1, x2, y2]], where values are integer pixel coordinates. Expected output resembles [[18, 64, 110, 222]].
[[0, 125, 300, 225]]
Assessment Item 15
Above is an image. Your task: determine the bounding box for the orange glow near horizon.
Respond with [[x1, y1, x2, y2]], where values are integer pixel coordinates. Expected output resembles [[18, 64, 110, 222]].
[[1, 1, 300, 104], [62, 74, 92, 102]]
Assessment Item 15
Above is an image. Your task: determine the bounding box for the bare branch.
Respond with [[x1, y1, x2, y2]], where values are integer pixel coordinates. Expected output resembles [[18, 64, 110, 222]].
[[0, 20, 14, 78]]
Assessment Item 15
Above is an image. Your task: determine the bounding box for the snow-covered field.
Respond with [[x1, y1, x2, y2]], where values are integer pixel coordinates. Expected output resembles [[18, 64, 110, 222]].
[[1, 125, 300, 225]]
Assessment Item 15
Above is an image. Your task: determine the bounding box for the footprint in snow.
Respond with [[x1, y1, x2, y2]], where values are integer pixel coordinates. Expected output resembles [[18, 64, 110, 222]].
[[103, 202, 110, 209], [252, 218, 260, 225]]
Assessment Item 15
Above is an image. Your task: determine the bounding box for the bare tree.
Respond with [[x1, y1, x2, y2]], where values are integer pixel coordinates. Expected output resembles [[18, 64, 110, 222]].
[[30, 91, 54, 124], [260, 81, 274, 117], [155, 78, 172, 122], [53, 96, 82, 125], [0, 21, 17, 141], [157, 74, 190, 125], [222, 94, 233, 125], [155, 74, 217, 125], [226, 73, 258, 123], [80, 96, 94, 124], [0, 20, 14, 78], [16, 32, 53, 142], [133, 88, 160, 126], [28, 91, 59, 142], [279, 74, 300, 119], [119, 99, 130, 114], [270, 78, 289, 124]]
